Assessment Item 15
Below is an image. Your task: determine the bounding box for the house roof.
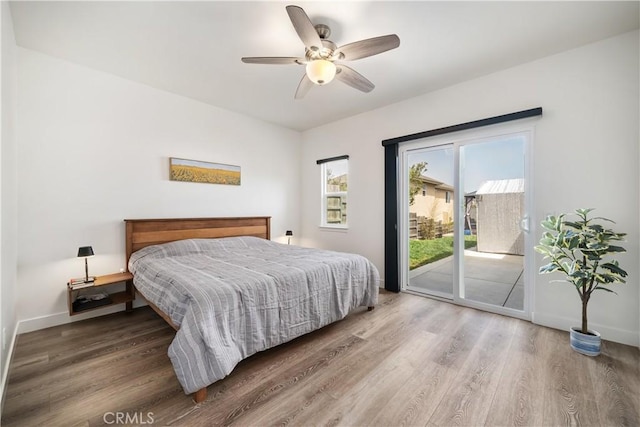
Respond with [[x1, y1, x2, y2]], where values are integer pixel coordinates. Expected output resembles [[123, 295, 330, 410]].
[[476, 179, 525, 195], [418, 175, 454, 192]]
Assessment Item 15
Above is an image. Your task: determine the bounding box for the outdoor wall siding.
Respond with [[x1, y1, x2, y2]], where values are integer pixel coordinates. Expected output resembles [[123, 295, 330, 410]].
[[476, 193, 524, 255]]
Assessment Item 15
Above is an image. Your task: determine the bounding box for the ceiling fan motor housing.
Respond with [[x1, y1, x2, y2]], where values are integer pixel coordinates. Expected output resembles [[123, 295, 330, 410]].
[[306, 39, 338, 61]]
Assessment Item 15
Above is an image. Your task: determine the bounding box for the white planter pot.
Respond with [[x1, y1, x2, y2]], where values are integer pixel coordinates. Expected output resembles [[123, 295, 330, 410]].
[[569, 327, 601, 356]]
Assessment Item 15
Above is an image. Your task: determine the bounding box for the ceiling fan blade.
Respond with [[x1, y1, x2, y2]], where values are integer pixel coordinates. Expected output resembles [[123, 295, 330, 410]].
[[294, 74, 314, 100], [286, 5, 322, 51], [241, 57, 305, 65], [335, 34, 400, 61], [335, 65, 375, 93]]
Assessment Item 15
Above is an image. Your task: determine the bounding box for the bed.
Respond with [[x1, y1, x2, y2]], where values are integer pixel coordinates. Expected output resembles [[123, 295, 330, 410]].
[[124, 217, 379, 403]]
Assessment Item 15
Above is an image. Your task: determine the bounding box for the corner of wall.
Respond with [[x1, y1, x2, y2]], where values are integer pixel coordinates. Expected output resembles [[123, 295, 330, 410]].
[[0, 0, 19, 411]]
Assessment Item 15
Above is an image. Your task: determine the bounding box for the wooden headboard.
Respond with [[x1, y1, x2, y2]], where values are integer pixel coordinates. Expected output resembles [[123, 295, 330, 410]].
[[124, 216, 271, 270]]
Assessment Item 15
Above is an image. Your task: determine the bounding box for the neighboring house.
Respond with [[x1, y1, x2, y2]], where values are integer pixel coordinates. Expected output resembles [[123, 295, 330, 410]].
[[410, 175, 454, 224], [326, 173, 347, 224], [475, 179, 525, 255], [326, 173, 347, 192]]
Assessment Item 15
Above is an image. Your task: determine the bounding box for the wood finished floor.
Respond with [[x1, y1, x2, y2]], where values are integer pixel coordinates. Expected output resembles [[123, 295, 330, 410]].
[[2, 290, 639, 426]]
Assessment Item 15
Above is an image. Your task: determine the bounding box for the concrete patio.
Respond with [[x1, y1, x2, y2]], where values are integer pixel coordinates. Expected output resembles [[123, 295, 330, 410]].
[[409, 248, 524, 310]]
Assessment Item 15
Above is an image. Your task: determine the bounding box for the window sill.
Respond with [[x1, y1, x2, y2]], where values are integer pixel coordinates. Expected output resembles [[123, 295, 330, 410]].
[[319, 225, 349, 232]]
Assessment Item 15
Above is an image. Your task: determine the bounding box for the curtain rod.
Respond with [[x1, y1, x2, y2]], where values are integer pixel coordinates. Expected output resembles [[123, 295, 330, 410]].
[[381, 107, 542, 147], [316, 154, 349, 165]]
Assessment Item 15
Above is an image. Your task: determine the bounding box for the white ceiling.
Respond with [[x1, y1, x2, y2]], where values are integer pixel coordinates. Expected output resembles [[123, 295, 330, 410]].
[[9, 1, 640, 131]]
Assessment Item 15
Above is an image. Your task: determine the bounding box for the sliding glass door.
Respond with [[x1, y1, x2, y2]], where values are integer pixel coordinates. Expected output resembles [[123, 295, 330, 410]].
[[405, 144, 455, 299], [458, 136, 526, 311], [400, 125, 532, 318]]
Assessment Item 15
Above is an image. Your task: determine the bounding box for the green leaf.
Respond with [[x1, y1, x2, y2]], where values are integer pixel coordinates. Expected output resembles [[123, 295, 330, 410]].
[[576, 208, 595, 215], [583, 251, 604, 260], [561, 260, 575, 273], [569, 270, 589, 279], [534, 245, 550, 255], [568, 235, 580, 251], [572, 281, 586, 290], [540, 219, 556, 231], [563, 221, 583, 230], [588, 224, 605, 234], [539, 237, 555, 246], [539, 263, 560, 274], [590, 216, 615, 224], [595, 273, 616, 284], [601, 262, 628, 277], [592, 286, 618, 295]]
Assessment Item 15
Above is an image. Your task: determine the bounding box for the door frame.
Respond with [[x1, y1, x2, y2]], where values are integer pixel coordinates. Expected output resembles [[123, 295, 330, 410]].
[[382, 108, 542, 294], [399, 142, 455, 300], [398, 120, 536, 320]]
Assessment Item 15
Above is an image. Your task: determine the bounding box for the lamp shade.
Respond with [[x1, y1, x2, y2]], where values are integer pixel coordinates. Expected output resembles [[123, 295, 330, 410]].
[[77, 246, 94, 257], [285, 230, 293, 236], [306, 60, 336, 85]]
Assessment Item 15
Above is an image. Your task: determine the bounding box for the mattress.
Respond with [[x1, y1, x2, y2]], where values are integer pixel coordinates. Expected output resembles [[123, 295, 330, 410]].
[[128, 236, 379, 394]]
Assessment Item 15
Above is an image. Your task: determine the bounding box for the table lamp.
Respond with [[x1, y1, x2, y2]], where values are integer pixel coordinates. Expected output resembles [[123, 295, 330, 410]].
[[285, 230, 293, 245], [77, 246, 95, 282]]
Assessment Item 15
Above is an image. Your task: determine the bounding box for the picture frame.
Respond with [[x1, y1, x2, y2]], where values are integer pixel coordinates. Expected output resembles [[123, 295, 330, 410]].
[[169, 157, 241, 185]]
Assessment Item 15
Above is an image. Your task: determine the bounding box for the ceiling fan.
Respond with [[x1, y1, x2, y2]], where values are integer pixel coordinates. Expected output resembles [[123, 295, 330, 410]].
[[241, 5, 400, 99]]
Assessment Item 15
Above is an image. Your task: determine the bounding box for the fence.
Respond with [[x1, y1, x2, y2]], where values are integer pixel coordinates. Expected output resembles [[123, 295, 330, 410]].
[[409, 213, 452, 240]]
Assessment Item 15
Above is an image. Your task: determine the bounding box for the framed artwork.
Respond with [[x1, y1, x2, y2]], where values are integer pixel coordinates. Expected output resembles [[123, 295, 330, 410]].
[[169, 157, 241, 185]]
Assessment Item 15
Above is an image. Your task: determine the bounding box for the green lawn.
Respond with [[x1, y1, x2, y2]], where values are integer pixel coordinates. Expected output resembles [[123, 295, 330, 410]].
[[409, 235, 477, 270]]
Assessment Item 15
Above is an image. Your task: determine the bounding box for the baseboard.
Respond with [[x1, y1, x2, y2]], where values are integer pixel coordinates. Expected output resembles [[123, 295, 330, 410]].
[[0, 322, 19, 414], [16, 299, 148, 334], [532, 311, 639, 347]]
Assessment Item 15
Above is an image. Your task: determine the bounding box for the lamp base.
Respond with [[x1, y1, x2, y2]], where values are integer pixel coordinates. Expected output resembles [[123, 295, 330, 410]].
[[70, 276, 95, 285]]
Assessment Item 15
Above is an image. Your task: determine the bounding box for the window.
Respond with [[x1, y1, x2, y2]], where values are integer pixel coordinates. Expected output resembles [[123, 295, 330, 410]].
[[445, 191, 451, 203], [320, 158, 348, 227]]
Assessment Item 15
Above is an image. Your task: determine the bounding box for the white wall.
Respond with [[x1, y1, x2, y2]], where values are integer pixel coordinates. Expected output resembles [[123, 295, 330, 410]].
[[1, 0, 18, 406], [300, 31, 640, 346], [15, 48, 301, 331]]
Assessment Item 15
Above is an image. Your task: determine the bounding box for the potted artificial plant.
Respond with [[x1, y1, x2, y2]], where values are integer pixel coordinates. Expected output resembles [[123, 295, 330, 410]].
[[535, 208, 627, 356]]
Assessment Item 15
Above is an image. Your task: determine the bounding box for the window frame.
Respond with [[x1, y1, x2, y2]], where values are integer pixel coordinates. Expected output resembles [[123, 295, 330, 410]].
[[320, 159, 348, 229]]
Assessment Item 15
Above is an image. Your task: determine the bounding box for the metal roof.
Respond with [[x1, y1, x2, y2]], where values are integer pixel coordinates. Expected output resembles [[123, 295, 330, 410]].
[[476, 178, 524, 194]]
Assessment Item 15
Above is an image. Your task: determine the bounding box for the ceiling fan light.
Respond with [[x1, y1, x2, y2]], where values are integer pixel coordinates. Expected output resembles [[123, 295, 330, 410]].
[[306, 60, 336, 85]]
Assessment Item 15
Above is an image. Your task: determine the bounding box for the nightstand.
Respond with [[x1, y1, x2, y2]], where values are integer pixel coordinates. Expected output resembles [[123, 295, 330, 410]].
[[67, 272, 135, 316]]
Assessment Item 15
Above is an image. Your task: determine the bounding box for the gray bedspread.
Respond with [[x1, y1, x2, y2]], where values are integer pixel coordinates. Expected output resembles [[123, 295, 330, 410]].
[[128, 236, 379, 394]]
